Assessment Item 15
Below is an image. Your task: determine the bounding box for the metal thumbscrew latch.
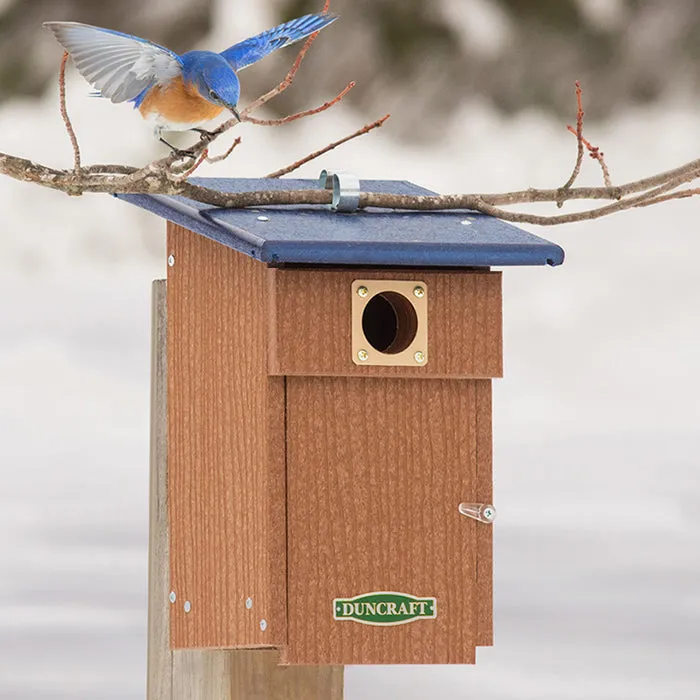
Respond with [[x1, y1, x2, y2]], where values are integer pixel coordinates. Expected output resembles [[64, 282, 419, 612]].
[[458, 503, 497, 524]]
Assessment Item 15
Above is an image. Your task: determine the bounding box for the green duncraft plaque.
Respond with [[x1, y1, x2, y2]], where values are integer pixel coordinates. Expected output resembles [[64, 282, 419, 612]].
[[333, 592, 437, 626]]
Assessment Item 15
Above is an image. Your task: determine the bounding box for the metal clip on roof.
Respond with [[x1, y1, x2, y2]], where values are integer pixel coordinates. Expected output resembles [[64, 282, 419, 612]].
[[319, 170, 361, 212]]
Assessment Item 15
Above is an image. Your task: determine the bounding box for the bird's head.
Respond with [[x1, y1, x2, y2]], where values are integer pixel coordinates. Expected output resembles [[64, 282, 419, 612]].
[[182, 52, 241, 120]]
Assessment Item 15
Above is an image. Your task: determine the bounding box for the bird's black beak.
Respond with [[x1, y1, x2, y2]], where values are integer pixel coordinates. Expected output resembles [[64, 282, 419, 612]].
[[230, 107, 241, 122]]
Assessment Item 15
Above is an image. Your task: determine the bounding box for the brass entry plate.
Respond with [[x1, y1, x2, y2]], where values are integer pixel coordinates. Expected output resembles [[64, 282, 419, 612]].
[[352, 280, 428, 367]]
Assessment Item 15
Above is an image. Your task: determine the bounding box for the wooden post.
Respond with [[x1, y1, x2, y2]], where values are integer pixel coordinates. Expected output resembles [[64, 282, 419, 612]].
[[148, 279, 344, 700]]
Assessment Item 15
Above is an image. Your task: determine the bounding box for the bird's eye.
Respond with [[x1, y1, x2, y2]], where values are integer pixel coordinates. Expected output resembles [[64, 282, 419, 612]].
[[209, 89, 219, 101]]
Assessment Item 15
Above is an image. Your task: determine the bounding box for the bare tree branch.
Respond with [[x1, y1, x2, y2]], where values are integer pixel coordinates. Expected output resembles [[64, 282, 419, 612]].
[[267, 114, 390, 178], [82, 164, 138, 175], [206, 136, 243, 165], [2, 146, 699, 226], [245, 82, 355, 127], [635, 186, 700, 208], [561, 80, 584, 195], [59, 51, 81, 186], [566, 126, 613, 188], [3, 11, 699, 231], [173, 148, 211, 182], [204, 5, 338, 145]]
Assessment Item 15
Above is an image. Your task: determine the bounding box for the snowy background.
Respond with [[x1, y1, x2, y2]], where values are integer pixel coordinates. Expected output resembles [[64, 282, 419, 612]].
[[1, 1, 699, 698]]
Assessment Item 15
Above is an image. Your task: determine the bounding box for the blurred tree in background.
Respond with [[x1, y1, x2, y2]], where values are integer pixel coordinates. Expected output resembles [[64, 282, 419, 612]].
[[3, 0, 699, 139], [271, 0, 700, 137]]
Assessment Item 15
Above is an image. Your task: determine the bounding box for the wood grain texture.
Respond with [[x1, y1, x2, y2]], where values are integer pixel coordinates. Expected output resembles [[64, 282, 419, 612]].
[[171, 650, 343, 700], [269, 268, 502, 379], [167, 224, 286, 649], [171, 651, 233, 700], [148, 280, 172, 700], [229, 651, 344, 699], [475, 380, 493, 647], [152, 278, 343, 697], [152, 281, 229, 699], [286, 377, 479, 665]]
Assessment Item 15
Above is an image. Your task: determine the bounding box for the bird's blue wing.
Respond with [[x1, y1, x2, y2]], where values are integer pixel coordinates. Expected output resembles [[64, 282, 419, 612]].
[[220, 13, 338, 72], [44, 22, 183, 103]]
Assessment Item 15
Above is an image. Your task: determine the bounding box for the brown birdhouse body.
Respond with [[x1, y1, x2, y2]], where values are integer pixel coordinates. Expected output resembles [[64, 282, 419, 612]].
[[121, 176, 563, 666]]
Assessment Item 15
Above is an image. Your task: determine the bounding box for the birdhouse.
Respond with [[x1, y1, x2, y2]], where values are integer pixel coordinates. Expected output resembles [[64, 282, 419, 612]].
[[120, 176, 564, 667]]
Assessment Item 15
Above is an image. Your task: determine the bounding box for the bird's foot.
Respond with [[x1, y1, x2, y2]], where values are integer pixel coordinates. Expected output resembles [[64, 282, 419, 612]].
[[174, 148, 198, 159], [190, 128, 217, 143], [160, 137, 197, 159]]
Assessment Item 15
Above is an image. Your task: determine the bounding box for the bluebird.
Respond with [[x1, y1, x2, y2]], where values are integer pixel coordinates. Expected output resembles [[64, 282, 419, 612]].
[[44, 13, 338, 150]]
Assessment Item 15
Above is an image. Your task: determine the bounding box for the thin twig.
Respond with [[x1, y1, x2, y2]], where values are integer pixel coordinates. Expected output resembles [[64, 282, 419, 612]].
[[173, 148, 210, 182], [566, 125, 613, 188], [206, 137, 243, 164], [212, 16, 330, 138], [59, 51, 81, 180], [245, 82, 355, 126], [243, 33, 322, 116], [267, 114, 390, 178], [561, 80, 584, 194], [596, 153, 613, 189], [635, 186, 700, 208]]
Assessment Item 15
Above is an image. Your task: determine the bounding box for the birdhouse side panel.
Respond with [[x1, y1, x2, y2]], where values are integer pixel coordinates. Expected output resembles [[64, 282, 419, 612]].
[[167, 223, 287, 649], [285, 376, 485, 665]]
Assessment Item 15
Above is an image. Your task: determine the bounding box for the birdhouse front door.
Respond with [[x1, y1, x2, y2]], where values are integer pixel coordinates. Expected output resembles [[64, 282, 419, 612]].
[[268, 266, 501, 664]]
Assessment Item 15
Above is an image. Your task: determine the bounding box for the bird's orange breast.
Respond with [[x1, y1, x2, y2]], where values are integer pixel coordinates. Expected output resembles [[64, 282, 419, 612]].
[[139, 76, 224, 124]]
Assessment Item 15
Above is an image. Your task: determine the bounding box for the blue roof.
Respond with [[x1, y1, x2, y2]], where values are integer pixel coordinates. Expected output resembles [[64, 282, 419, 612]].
[[116, 177, 564, 268]]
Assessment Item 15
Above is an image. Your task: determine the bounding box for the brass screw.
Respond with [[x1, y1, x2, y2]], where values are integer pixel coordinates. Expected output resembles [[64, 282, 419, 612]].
[[357, 349, 369, 362], [413, 286, 425, 298], [414, 351, 426, 364], [357, 286, 369, 298]]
